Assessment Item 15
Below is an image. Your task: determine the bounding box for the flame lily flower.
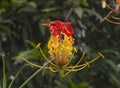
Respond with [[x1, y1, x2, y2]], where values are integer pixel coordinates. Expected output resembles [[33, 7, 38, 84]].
[[43, 21, 74, 66], [24, 20, 104, 77]]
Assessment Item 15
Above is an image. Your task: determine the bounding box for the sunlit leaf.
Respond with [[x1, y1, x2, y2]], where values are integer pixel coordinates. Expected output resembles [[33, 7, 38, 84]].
[[28, 2, 37, 8], [0, 8, 5, 14], [18, 6, 36, 12], [78, 82, 90, 88], [79, 0, 88, 7], [41, 7, 60, 12], [110, 74, 120, 87], [105, 59, 117, 71], [83, 8, 102, 19], [74, 7, 84, 19]]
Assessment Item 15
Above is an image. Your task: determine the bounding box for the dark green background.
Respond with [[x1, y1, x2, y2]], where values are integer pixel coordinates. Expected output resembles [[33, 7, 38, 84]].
[[0, 0, 120, 88]]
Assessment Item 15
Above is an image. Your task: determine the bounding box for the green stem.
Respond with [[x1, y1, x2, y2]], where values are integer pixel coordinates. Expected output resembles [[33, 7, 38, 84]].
[[8, 64, 29, 88], [59, 69, 64, 77], [0, 53, 7, 88], [19, 62, 49, 88]]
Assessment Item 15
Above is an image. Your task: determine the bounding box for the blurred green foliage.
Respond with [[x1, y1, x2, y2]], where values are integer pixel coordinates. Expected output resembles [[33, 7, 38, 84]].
[[0, 0, 120, 88]]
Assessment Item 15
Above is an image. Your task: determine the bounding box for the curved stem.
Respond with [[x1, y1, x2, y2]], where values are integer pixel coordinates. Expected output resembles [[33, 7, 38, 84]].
[[0, 53, 6, 88], [19, 61, 50, 88], [8, 64, 29, 88]]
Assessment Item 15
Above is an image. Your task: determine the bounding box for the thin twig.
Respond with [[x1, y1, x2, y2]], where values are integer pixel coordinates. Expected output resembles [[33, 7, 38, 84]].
[[65, 8, 74, 21]]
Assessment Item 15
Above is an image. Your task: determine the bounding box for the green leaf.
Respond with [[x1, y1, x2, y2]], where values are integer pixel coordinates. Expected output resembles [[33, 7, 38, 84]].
[[78, 82, 90, 88], [110, 74, 120, 87], [41, 7, 60, 12], [18, 6, 36, 12], [0, 8, 5, 14], [26, 40, 36, 48], [0, 1, 9, 8], [83, 8, 102, 19], [28, 2, 37, 8], [13, 50, 36, 64], [0, 24, 11, 32], [0, 24, 18, 39], [11, 0, 27, 4], [74, 7, 84, 19], [105, 59, 117, 71], [79, 0, 88, 7]]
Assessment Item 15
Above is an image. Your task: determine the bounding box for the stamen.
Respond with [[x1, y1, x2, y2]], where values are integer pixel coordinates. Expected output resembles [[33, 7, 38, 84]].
[[67, 52, 103, 69], [23, 57, 53, 69], [64, 65, 87, 72], [86, 55, 100, 64], [85, 61, 90, 68], [63, 47, 77, 68], [23, 58, 42, 68], [65, 52, 86, 69], [76, 52, 86, 65], [62, 65, 87, 77], [36, 43, 41, 48], [61, 52, 86, 77], [49, 67, 59, 72], [98, 52, 105, 58], [74, 48, 77, 53], [63, 57, 73, 68], [37, 44, 57, 66]]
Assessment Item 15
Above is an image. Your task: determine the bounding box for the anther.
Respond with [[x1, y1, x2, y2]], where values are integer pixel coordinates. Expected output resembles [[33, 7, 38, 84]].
[[98, 52, 105, 58], [85, 61, 90, 68], [36, 43, 41, 48]]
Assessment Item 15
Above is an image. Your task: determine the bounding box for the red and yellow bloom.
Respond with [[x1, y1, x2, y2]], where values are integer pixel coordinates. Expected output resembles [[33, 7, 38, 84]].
[[43, 21, 75, 66]]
